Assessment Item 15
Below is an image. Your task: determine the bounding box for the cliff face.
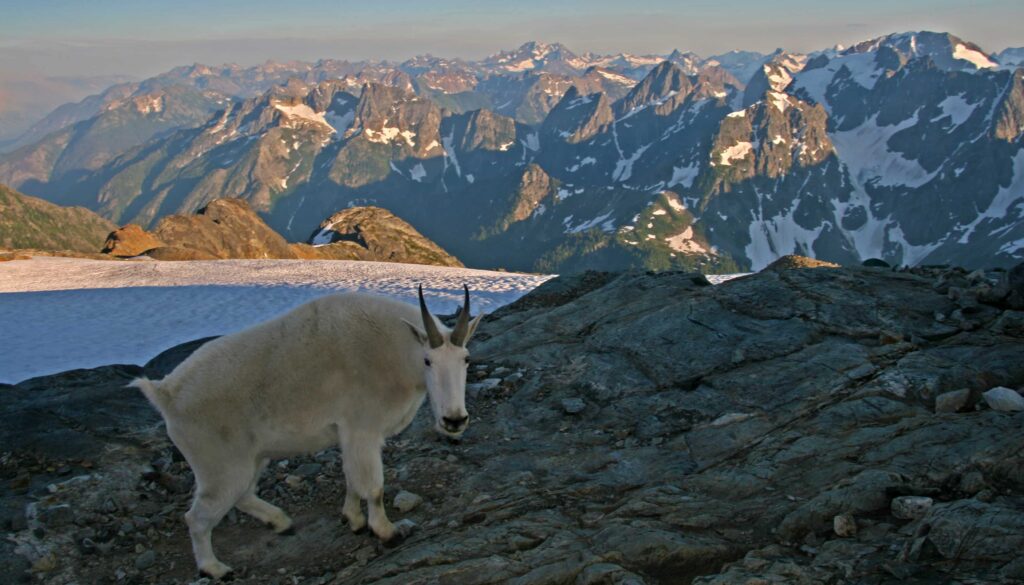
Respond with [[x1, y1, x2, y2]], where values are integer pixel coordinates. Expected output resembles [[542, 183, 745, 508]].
[[0, 183, 116, 253]]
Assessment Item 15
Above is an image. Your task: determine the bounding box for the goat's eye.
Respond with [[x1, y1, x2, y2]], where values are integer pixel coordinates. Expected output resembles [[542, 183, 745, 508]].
[[424, 358, 432, 367]]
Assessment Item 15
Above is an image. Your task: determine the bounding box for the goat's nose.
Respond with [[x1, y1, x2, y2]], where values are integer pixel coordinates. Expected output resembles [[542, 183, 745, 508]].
[[442, 415, 469, 430]]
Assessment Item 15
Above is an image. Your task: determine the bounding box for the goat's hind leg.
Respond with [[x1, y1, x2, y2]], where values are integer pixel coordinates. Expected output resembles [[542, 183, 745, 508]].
[[342, 473, 367, 533], [235, 458, 294, 535], [184, 457, 253, 579]]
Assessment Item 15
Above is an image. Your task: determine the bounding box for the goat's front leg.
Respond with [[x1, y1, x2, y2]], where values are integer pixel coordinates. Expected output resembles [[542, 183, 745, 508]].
[[340, 432, 414, 545]]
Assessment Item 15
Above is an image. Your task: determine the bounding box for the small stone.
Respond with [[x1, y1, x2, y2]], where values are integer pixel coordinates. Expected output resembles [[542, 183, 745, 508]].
[[982, 386, 1024, 411], [833, 513, 857, 537], [284, 474, 303, 488], [505, 372, 524, 384], [134, 549, 156, 570], [32, 553, 58, 573], [492, 367, 512, 377], [891, 496, 933, 520], [294, 463, 322, 477], [710, 412, 753, 427], [467, 378, 501, 395], [934, 389, 970, 413], [846, 363, 877, 380], [393, 490, 423, 513], [38, 504, 74, 528], [561, 398, 586, 414]]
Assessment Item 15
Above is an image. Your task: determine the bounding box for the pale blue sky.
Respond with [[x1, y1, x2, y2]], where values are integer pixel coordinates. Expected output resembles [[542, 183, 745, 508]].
[[1, 0, 1020, 79]]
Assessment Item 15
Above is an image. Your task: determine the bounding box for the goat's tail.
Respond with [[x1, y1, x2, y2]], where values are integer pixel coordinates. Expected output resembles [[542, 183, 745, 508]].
[[130, 377, 172, 415]]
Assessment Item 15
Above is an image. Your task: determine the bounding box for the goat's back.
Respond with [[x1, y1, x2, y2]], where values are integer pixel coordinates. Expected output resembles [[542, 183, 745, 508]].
[[148, 292, 424, 423]]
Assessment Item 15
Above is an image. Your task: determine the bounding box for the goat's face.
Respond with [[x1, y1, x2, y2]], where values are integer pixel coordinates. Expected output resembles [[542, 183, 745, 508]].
[[423, 343, 471, 437], [407, 285, 483, 438]]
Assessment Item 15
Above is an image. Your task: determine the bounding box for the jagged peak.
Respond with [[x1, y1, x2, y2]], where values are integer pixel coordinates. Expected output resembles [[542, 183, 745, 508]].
[[846, 31, 998, 71]]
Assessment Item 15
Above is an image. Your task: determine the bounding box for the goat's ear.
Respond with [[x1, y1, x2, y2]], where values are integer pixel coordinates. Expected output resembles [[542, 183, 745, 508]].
[[402, 319, 428, 345], [463, 314, 484, 345]]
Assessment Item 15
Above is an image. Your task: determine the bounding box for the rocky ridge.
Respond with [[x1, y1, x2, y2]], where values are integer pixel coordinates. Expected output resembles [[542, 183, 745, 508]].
[[101, 199, 461, 266], [0, 183, 116, 254], [1, 260, 1023, 583]]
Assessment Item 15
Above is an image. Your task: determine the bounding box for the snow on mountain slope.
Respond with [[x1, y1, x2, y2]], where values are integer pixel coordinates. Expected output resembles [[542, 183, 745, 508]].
[[0, 257, 554, 383]]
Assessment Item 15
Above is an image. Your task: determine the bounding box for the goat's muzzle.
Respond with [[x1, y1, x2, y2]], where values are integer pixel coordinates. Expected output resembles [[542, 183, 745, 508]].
[[440, 414, 469, 435]]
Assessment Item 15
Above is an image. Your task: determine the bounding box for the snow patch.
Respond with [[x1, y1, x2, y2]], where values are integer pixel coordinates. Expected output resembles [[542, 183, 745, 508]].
[[0, 258, 556, 383], [717, 142, 754, 166], [612, 144, 650, 182], [669, 163, 699, 188], [952, 43, 997, 69], [410, 163, 427, 182], [274, 103, 336, 133], [665, 226, 710, 254], [567, 212, 615, 234], [831, 112, 938, 188], [933, 94, 977, 127]]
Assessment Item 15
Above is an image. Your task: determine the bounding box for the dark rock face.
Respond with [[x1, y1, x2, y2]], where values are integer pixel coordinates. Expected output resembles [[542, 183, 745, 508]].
[[3, 265, 1022, 583]]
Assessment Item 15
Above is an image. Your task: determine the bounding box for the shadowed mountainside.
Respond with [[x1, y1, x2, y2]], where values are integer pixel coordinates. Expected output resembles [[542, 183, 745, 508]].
[[0, 183, 116, 253]]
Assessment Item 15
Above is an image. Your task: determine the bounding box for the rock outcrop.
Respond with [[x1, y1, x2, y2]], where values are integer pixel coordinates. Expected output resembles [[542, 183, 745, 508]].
[[100, 224, 164, 257], [2, 263, 1022, 583], [306, 206, 463, 267], [148, 198, 299, 259], [98, 199, 462, 266]]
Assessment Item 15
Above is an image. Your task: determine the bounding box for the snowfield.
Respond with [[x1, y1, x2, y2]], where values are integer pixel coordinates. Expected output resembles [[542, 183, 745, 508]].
[[0, 257, 555, 384], [0, 257, 744, 384]]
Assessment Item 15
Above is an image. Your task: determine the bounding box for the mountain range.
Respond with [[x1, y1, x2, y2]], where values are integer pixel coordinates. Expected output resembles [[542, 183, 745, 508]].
[[1, 31, 1022, 273]]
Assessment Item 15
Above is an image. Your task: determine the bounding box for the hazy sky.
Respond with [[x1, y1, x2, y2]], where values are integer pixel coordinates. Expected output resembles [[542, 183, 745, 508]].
[[1, 0, 1021, 79]]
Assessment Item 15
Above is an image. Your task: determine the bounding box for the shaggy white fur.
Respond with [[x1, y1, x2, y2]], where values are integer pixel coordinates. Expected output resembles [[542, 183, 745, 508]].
[[133, 290, 481, 578]]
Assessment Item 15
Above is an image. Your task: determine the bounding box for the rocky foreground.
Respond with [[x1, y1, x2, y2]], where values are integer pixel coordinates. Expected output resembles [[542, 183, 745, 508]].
[[2, 261, 1023, 584]]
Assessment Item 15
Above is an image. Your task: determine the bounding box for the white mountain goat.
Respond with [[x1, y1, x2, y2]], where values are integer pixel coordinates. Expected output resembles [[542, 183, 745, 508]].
[[131, 286, 482, 579]]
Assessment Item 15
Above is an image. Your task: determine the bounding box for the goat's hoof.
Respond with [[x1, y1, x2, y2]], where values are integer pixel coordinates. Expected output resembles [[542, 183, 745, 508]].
[[351, 524, 368, 535], [198, 561, 234, 580], [382, 519, 416, 547], [277, 526, 296, 536]]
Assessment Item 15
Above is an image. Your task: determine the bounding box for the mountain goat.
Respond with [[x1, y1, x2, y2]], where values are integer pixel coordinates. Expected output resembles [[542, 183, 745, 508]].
[[132, 286, 482, 579]]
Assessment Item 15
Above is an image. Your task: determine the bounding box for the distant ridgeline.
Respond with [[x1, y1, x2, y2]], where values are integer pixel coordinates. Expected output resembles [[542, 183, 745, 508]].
[[1, 32, 1022, 273]]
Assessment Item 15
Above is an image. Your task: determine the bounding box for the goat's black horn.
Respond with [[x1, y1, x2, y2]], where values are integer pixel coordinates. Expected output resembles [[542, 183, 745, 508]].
[[451, 285, 472, 347], [418, 285, 444, 348]]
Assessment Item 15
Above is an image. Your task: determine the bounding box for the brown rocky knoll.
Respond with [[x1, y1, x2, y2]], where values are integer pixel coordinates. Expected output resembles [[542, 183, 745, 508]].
[[303, 206, 463, 267], [1, 263, 1022, 583], [99, 198, 461, 267]]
